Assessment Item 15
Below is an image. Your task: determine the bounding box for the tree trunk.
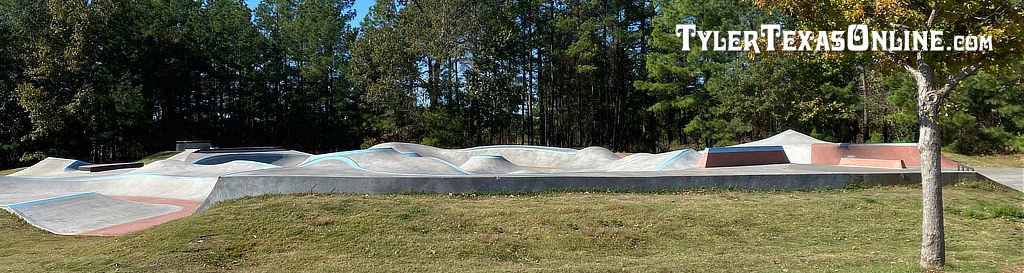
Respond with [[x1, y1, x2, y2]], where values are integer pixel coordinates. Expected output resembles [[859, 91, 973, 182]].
[[858, 68, 869, 143], [913, 70, 945, 268]]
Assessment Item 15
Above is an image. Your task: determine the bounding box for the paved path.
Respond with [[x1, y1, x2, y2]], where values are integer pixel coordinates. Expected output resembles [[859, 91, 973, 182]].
[[977, 168, 1024, 192]]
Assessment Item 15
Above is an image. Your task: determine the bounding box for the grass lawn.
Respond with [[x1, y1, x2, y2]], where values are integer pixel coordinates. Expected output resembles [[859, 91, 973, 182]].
[[945, 152, 1024, 169], [0, 167, 26, 176], [0, 182, 1021, 272]]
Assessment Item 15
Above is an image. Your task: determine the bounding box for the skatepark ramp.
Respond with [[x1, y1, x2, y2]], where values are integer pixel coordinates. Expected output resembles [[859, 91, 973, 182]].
[[0, 130, 990, 236]]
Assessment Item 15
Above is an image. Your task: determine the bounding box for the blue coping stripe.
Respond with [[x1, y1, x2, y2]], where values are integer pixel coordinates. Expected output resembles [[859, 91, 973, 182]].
[[299, 148, 397, 167], [654, 149, 696, 171], [1, 173, 215, 182], [456, 146, 577, 155], [63, 160, 93, 171], [403, 153, 422, 157], [838, 143, 918, 147], [470, 155, 505, 159], [7, 192, 98, 208], [424, 157, 472, 174], [192, 153, 297, 164], [705, 146, 785, 153]]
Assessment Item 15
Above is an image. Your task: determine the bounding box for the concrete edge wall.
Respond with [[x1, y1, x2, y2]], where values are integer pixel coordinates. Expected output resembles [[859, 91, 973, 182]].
[[196, 171, 979, 212], [850, 171, 981, 187]]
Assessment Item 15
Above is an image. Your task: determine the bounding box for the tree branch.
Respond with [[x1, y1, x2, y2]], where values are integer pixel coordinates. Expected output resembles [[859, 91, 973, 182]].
[[939, 59, 986, 96], [883, 51, 911, 69], [409, 0, 424, 12], [925, 4, 939, 29], [888, 23, 911, 31]]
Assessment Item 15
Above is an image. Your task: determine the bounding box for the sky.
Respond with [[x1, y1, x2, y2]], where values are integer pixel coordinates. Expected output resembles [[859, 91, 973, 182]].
[[243, 0, 375, 26]]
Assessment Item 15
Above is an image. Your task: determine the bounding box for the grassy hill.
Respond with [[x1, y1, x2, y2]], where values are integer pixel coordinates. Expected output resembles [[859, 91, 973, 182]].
[[0, 182, 1021, 272]]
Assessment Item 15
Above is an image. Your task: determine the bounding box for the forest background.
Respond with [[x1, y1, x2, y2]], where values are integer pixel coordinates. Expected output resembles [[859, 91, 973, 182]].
[[0, 0, 1021, 169]]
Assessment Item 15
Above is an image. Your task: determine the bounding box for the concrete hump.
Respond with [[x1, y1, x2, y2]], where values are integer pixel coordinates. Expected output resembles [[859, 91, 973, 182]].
[[9, 157, 92, 178], [125, 160, 279, 177], [459, 155, 536, 174], [604, 149, 700, 171], [367, 143, 624, 171], [734, 129, 830, 146], [555, 147, 623, 170], [298, 148, 469, 175], [697, 146, 790, 168], [455, 145, 579, 168]]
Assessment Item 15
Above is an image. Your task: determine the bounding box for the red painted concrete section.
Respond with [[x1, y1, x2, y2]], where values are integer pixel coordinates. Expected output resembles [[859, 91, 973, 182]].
[[78, 196, 201, 236], [838, 158, 906, 169], [697, 149, 790, 168], [810, 144, 957, 168]]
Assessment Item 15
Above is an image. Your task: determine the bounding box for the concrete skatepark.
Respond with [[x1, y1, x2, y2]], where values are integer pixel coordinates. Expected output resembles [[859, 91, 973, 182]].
[[1, 130, 1019, 236]]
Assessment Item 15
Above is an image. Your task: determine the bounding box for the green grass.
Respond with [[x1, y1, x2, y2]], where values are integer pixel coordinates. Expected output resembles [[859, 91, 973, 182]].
[[134, 151, 183, 165], [0, 167, 26, 176], [0, 183, 1021, 272], [945, 152, 1024, 168]]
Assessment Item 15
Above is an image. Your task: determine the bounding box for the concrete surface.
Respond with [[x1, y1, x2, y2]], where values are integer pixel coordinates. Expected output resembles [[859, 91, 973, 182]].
[[0, 130, 995, 236], [7, 193, 182, 235], [977, 168, 1024, 192]]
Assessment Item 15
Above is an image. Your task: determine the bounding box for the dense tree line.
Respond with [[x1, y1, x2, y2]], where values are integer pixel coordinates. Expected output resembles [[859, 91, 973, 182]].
[[1, 0, 360, 168], [0, 0, 1021, 169]]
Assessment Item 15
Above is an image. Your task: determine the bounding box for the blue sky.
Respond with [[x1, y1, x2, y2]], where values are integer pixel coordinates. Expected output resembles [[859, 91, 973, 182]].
[[243, 0, 375, 26]]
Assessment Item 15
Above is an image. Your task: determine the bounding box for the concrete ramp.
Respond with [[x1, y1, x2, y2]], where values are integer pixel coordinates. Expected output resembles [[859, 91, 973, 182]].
[[6, 193, 182, 235], [0, 175, 218, 201], [10, 158, 92, 177], [733, 130, 829, 164], [810, 143, 958, 168], [698, 146, 790, 168]]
